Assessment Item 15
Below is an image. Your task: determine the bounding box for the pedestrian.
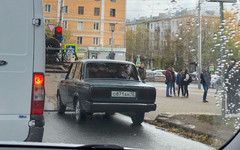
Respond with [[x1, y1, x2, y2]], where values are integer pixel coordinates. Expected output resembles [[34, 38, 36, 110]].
[[138, 63, 146, 84], [176, 69, 184, 97], [200, 67, 211, 103], [165, 66, 173, 97], [215, 72, 221, 95], [170, 67, 176, 96], [182, 69, 191, 98]]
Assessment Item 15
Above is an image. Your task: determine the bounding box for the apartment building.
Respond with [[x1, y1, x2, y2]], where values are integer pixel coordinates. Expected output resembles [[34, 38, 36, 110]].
[[43, 0, 126, 60], [126, 10, 218, 69]]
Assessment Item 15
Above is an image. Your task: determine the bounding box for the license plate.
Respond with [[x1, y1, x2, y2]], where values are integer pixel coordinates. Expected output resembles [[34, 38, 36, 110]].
[[111, 91, 136, 98]]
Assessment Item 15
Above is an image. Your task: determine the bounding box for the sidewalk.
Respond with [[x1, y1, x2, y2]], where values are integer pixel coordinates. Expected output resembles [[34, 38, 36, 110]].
[[145, 87, 222, 120]]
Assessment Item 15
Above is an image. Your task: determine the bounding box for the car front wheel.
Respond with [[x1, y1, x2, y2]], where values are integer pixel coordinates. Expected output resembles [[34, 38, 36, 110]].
[[131, 112, 145, 125], [57, 93, 66, 114], [75, 100, 86, 122]]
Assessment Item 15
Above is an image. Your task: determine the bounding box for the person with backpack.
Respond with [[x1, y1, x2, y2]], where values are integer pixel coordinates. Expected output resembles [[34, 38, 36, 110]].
[[200, 67, 211, 103], [182, 69, 192, 98], [176, 69, 184, 97]]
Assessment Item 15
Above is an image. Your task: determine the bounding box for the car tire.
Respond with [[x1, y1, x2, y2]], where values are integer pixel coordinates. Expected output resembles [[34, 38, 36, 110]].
[[131, 112, 145, 125], [57, 93, 66, 114], [75, 100, 86, 122]]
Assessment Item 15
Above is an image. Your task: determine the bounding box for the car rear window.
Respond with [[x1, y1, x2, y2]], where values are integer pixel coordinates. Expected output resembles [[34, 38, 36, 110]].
[[86, 62, 140, 81]]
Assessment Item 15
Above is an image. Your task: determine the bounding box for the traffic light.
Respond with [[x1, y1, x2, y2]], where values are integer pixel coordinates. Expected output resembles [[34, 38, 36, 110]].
[[53, 26, 62, 43]]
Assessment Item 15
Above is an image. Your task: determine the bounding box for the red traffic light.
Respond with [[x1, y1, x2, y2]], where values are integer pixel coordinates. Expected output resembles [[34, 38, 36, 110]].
[[56, 26, 62, 32]]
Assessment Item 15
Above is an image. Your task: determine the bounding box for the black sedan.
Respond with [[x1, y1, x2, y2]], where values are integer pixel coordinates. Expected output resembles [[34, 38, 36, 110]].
[[57, 59, 156, 125]]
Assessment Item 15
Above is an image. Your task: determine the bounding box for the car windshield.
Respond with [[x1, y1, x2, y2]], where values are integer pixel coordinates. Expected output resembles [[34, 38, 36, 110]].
[[2, 0, 240, 150], [86, 62, 140, 80]]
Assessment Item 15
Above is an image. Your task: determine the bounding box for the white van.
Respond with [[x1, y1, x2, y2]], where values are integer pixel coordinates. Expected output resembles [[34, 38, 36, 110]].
[[0, 0, 45, 142]]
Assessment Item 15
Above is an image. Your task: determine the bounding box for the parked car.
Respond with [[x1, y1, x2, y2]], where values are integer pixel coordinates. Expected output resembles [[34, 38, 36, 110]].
[[57, 60, 157, 125], [146, 69, 155, 82], [153, 71, 166, 82], [0, 0, 45, 142]]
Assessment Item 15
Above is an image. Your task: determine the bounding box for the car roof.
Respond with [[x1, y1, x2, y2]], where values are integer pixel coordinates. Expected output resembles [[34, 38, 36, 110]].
[[75, 59, 135, 65]]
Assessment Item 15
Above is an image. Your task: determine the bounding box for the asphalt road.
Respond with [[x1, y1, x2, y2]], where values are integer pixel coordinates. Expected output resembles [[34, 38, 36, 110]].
[[43, 112, 214, 150]]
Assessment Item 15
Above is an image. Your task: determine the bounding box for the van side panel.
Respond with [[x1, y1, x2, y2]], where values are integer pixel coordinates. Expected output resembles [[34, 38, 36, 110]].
[[33, 0, 45, 72], [0, 0, 34, 141]]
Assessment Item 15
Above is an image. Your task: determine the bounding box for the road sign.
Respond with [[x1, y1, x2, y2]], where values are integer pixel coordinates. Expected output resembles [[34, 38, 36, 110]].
[[209, 66, 215, 72], [64, 44, 78, 58], [61, 36, 64, 42], [47, 24, 56, 32], [210, 62, 214, 66], [136, 61, 141, 67]]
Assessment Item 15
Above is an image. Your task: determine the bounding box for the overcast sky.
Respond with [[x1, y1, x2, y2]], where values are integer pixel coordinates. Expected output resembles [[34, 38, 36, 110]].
[[126, 0, 240, 20]]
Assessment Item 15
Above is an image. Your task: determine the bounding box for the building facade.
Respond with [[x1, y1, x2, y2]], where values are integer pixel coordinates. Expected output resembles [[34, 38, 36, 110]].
[[43, 0, 126, 59], [126, 10, 218, 70]]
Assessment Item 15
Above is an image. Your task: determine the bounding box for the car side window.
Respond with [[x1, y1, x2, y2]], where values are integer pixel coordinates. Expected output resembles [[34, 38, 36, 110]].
[[67, 64, 77, 80], [74, 63, 82, 80]]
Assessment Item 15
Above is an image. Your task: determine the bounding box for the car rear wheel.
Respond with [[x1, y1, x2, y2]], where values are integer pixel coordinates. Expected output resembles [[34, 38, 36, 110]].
[[131, 112, 145, 125], [75, 100, 86, 122], [57, 93, 66, 114]]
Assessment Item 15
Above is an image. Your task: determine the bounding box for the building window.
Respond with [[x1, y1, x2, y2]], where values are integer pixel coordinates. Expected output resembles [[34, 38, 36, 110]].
[[77, 37, 83, 44], [110, 9, 116, 17], [111, 0, 116, 2], [94, 23, 99, 30], [45, 4, 51, 12], [110, 23, 115, 31], [64, 6, 68, 14], [63, 21, 68, 29], [94, 8, 100, 16], [78, 22, 83, 30], [78, 6, 84, 14], [45, 19, 50, 24], [93, 37, 99, 45], [161, 32, 163, 38], [151, 23, 153, 29], [95, 0, 100, 1]]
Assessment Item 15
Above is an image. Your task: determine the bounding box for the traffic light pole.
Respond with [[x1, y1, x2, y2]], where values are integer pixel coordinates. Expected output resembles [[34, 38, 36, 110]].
[[197, 0, 202, 89], [220, 2, 226, 118], [59, 0, 64, 26]]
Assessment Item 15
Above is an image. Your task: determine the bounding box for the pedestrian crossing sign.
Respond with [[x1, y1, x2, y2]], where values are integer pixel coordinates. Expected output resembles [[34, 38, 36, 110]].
[[136, 61, 141, 67], [209, 66, 214, 71]]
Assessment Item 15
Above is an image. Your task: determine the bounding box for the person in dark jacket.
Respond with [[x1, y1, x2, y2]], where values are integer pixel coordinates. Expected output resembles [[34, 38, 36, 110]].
[[200, 67, 211, 103], [170, 67, 176, 96], [165, 66, 173, 97], [182, 69, 191, 98], [138, 63, 146, 83], [176, 69, 183, 97]]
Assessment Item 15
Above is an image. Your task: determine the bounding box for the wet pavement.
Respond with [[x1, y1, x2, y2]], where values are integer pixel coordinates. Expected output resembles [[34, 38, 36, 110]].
[[43, 112, 214, 150]]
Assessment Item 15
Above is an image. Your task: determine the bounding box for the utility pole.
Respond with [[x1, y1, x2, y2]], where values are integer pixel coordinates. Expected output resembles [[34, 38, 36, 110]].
[[197, 0, 202, 89], [111, 30, 114, 52], [59, 0, 64, 26], [220, 1, 225, 118]]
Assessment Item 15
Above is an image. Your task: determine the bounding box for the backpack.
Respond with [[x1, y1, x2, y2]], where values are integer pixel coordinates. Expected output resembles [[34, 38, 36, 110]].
[[188, 74, 193, 83]]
